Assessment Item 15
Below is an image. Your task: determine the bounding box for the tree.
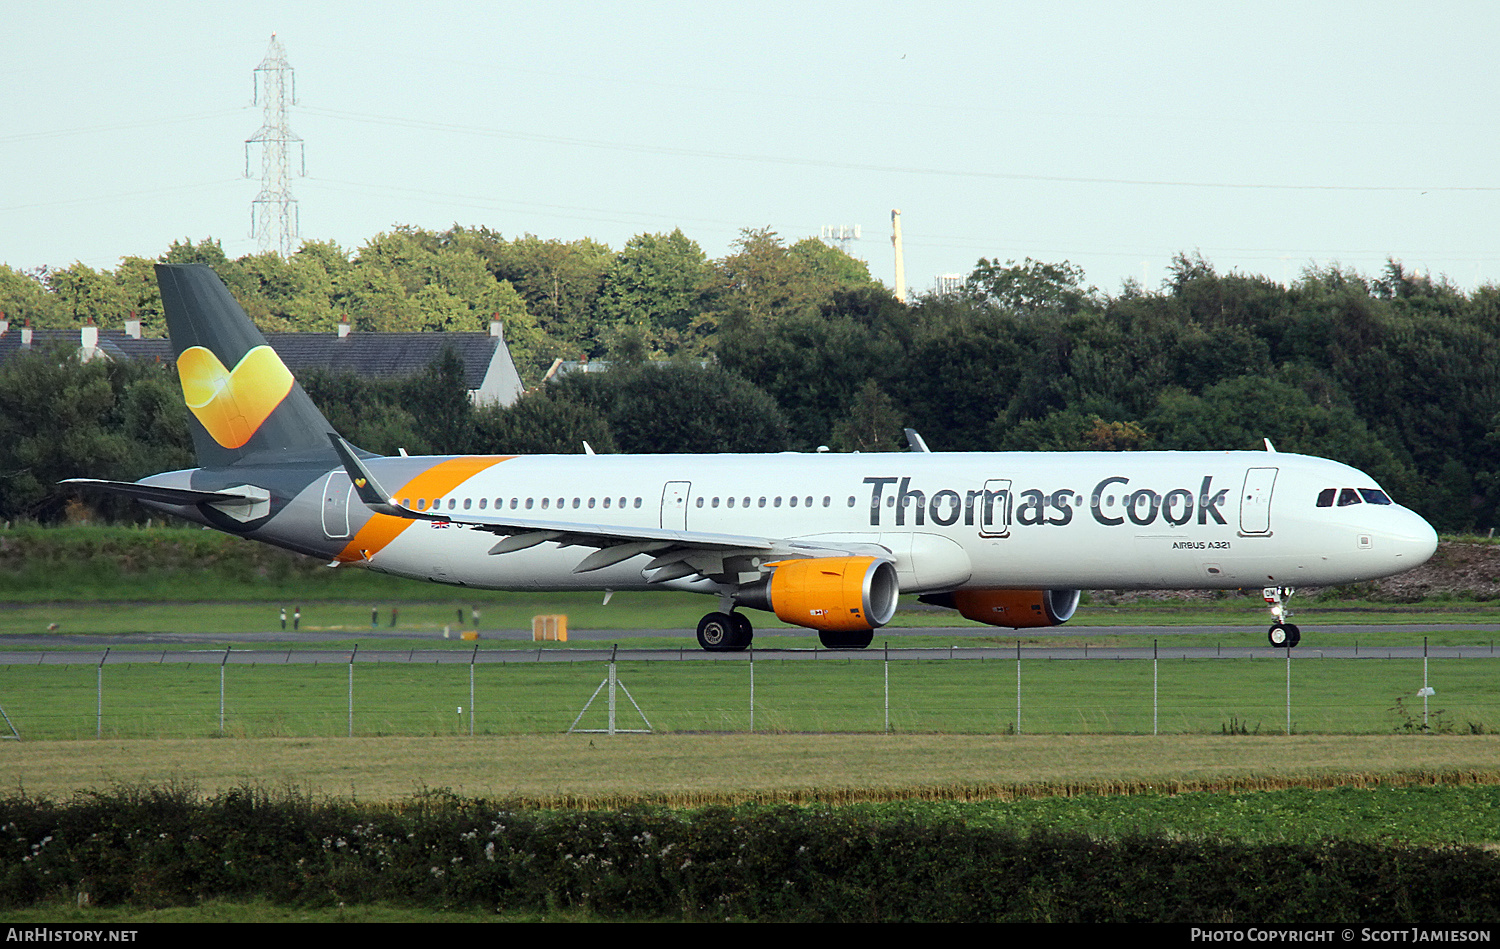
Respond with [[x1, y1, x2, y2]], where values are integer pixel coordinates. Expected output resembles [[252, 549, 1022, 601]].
[[829, 379, 903, 452], [471, 389, 616, 455], [0, 265, 61, 328], [595, 229, 710, 355], [718, 286, 909, 448], [703, 228, 881, 330], [0, 349, 183, 522], [551, 363, 789, 454], [483, 233, 614, 353], [45, 262, 126, 326], [398, 348, 476, 454], [962, 257, 1093, 314]]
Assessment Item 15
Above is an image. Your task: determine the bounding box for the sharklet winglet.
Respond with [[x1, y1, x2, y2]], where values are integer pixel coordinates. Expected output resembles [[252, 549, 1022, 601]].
[[327, 433, 445, 522]]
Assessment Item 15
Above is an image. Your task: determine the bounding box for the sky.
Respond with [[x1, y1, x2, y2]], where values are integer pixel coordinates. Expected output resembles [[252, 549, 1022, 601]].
[[6, 1, 1500, 298]]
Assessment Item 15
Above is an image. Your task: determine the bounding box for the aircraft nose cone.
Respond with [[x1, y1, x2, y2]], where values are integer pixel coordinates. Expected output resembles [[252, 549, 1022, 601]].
[[1393, 510, 1439, 567]]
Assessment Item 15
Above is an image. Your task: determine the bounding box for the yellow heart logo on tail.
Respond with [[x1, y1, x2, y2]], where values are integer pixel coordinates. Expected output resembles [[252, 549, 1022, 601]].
[[177, 345, 295, 449]]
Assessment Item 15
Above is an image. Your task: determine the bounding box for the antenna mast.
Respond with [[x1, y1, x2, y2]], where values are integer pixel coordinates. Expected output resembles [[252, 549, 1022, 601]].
[[245, 34, 305, 258]]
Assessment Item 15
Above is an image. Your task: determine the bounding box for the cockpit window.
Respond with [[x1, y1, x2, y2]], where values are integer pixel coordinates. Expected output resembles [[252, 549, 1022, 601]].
[[1338, 488, 1362, 506], [1316, 488, 1336, 508], [1359, 488, 1392, 505]]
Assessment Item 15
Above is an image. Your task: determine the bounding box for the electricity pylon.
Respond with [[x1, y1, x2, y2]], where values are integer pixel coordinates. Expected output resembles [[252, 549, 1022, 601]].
[[245, 33, 305, 258]]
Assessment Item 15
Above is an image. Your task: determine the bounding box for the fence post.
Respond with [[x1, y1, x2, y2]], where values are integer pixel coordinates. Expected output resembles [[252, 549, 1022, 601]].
[[96, 648, 109, 739], [1285, 641, 1292, 736], [883, 641, 890, 734], [1015, 639, 1022, 735], [608, 644, 617, 736], [348, 644, 358, 738], [469, 644, 479, 737], [220, 646, 231, 736], [748, 644, 755, 733]]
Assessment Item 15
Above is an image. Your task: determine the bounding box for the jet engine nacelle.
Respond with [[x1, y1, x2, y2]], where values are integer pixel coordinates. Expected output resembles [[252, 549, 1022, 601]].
[[737, 556, 899, 632], [920, 588, 1081, 628]]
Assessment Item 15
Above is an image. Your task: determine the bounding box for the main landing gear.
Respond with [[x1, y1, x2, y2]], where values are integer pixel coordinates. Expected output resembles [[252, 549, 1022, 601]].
[[697, 611, 754, 651], [1264, 586, 1301, 648]]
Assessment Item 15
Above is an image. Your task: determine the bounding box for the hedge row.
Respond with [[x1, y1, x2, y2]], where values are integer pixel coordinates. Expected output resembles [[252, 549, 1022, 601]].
[[3, 786, 1496, 923]]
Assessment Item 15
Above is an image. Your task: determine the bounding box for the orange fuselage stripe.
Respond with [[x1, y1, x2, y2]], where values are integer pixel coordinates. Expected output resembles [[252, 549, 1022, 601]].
[[334, 456, 512, 562]]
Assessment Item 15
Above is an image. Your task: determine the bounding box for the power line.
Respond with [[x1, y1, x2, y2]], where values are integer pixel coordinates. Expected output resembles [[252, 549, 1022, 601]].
[[302, 105, 1500, 194]]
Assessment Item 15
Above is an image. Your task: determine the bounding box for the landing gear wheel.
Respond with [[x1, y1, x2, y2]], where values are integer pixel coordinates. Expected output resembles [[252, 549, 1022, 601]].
[[697, 612, 751, 652], [1268, 623, 1301, 648], [818, 628, 874, 649], [732, 612, 753, 648], [698, 612, 735, 651]]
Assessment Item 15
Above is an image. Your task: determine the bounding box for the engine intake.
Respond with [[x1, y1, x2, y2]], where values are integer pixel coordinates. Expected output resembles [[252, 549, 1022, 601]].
[[920, 589, 1080, 628], [737, 556, 899, 632]]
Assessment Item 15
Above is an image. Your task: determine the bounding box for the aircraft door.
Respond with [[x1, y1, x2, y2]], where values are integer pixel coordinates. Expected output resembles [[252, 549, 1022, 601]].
[[321, 471, 352, 539], [978, 479, 1012, 538], [661, 481, 691, 530], [1240, 467, 1278, 535]]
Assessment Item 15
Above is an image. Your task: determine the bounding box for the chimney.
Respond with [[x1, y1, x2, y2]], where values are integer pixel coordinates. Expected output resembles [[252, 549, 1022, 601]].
[[21, 318, 32, 348], [489, 313, 504, 339], [0, 312, 8, 337], [124, 311, 141, 339], [81, 319, 98, 351], [891, 208, 905, 303], [338, 314, 350, 339]]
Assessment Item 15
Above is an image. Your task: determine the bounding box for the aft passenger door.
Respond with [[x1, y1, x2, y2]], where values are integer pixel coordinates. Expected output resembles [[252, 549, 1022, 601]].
[[321, 471, 352, 539]]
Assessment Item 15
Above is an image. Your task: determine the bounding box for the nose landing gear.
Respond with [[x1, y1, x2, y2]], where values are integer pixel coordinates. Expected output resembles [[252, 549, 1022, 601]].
[[1264, 586, 1301, 648]]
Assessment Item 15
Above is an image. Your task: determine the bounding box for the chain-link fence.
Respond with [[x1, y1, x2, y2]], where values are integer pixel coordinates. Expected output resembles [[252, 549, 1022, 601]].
[[3, 643, 1495, 739]]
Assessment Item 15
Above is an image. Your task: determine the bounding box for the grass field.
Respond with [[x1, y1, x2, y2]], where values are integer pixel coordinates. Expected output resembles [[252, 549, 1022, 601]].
[[5, 598, 1500, 654], [1, 654, 1494, 740], [6, 733, 1500, 805]]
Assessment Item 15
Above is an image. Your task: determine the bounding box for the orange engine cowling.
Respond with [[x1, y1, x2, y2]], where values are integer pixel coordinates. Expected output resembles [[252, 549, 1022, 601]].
[[738, 556, 900, 632], [920, 589, 1080, 628]]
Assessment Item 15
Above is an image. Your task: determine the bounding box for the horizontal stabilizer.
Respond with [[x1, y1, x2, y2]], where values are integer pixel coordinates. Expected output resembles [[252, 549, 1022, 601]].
[[62, 478, 268, 511]]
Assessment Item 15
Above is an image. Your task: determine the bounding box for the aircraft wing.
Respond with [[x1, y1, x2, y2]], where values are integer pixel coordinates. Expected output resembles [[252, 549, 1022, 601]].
[[327, 435, 890, 585]]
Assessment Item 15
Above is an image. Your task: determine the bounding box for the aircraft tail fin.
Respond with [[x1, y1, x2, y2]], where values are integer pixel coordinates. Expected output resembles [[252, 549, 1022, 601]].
[[156, 263, 339, 468]]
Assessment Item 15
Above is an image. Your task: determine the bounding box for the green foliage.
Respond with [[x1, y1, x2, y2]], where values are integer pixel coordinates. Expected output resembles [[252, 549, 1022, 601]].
[[595, 229, 710, 356], [962, 256, 1094, 314], [5, 229, 1500, 528], [0, 350, 191, 522], [703, 228, 883, 331], [830, 379, 903, 452], [471, 389, 616, 455], [3, 788, 1499, 921], [550, 362, 790, 454]]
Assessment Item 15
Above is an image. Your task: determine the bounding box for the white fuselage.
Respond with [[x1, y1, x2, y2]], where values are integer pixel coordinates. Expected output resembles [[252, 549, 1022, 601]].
[[236, 449, 1438, 595]]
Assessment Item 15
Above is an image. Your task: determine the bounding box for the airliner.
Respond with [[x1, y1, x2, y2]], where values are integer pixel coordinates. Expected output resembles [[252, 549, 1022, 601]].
[[68, 264, 1439, 651]]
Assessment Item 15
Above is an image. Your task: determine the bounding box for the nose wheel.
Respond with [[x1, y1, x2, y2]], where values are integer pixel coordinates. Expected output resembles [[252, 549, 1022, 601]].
[[1268, 622, 1301, 648], [1264, 586, 1301, 648]]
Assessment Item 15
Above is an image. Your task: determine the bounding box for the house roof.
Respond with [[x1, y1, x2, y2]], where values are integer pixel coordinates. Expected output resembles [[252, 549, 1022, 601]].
[[0, 325, 524, 405]]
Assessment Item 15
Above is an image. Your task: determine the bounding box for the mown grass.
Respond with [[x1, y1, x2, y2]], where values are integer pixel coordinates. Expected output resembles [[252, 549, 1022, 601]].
[[4, 523, 1499, 634], [6, 599, 1500, 655]]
